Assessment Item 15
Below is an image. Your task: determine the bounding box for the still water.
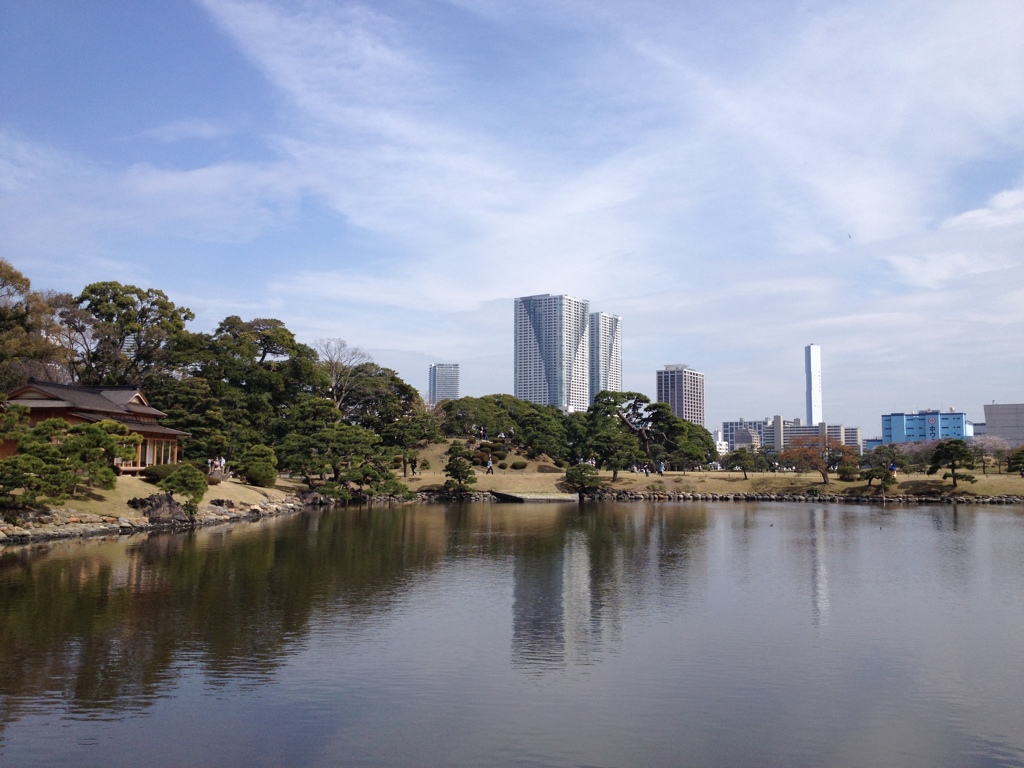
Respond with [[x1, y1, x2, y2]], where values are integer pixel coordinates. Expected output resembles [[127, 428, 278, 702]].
[[2, 501, 1024, 767]]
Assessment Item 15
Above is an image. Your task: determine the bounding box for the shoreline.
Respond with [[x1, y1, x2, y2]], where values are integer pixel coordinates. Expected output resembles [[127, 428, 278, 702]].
[[4, 488, 1022, 548]]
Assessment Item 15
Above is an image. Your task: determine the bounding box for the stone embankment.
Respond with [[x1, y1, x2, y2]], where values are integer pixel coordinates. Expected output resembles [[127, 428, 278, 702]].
[[580, 489, 1024, 506], [0, 495, 306, 547]]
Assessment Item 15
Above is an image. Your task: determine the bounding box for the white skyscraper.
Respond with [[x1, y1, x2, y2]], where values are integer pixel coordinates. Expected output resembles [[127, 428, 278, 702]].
[[428, 363, 460, 406], [514, 294, 591, 413], [805, 343, 823, 425], [588, 312, 622, 403], [656, 364, 705, 426]]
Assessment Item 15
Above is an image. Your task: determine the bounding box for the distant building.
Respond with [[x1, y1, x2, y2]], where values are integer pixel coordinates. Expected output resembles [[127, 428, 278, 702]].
[[805, 343, 823, 425], [588, 312, 622, 404], [656, 364, 705, 426], [723, 415, 861, 453], [428, 363, 460, 406], [982, 403, 1024, 446], [514, 294, 591, 413], [880, 410, 974, 444]]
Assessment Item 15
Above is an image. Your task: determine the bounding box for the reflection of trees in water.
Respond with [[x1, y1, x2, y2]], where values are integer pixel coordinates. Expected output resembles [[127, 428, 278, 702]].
[[0, 503, 711, 727], [0, 507, 448, 725]]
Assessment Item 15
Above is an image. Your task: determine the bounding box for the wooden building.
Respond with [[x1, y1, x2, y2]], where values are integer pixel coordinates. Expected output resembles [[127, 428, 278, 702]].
[[1, 381, 187, 472]]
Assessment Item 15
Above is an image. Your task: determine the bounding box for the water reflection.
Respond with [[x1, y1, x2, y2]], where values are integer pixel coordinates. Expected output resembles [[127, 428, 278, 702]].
[[3, 502, 1024, 768]]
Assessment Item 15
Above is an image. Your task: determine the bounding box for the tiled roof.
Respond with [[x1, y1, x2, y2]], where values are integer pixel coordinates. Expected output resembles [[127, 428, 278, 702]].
[[8, 380, 168, 419]]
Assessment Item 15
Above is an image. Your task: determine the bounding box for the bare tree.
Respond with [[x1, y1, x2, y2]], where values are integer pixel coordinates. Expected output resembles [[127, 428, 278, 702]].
[[313, 338, 371, 409], [969, 435, 1012, 474]]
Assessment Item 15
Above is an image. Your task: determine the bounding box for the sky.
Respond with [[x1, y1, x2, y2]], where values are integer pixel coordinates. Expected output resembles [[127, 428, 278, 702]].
[[2, 0, 1023, 438]]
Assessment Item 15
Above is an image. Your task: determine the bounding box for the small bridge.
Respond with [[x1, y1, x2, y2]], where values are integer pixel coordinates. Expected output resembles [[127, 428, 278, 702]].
[[490, 491, 579, 503]]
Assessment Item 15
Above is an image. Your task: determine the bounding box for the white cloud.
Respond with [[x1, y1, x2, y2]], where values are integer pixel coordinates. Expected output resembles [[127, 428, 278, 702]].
[[140, 118, 233, 142]]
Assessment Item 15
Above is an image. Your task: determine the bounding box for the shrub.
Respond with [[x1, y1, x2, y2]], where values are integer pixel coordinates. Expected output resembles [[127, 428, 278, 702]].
[[419, 459, 431, 470], [498, 462, 507, 470], [837, 465, 859, 482], [491, 451, 507, 461], [244, 462, 277, 488], [473, 451, 489, 462], [158, 464, 209, 516], [553, 459, 566, 468], [538, 464, 563, 474], [141, 464, 180, 484], [510, 461, 528, 470], [471, 457, 483, 466]]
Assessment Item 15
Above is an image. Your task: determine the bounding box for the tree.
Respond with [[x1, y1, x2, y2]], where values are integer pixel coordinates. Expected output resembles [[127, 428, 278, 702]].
[[380, 410, 443, 477], [0, 261, 61, 389], [0, 454, 76, 510], [860, 466, 899, 490], [927, 439, 976, 488], [158, 464, 209, 516], [779, 435, 859, 485], [1008, 446, 1024, 475], [60, 282, 195, 385], [969, 435, 1012, 475], [443, 442, 477, 493], [59, 420, 141, 491], [565, 463, 600, 495], [237, 444, 278, 488], [313, 338, 371, 409], [722, 448, 754, 480]]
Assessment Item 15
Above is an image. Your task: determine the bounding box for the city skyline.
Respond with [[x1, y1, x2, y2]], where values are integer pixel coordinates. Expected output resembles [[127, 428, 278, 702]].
[[3, 1, 1023, 434]]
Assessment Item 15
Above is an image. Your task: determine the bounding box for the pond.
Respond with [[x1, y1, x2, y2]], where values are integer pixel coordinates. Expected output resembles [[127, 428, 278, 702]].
[[2, 501, 1024, 767]]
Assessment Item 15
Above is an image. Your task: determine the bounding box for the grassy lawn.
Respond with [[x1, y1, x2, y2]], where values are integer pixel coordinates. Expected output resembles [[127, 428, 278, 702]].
[[47, 444, 1023, 520]]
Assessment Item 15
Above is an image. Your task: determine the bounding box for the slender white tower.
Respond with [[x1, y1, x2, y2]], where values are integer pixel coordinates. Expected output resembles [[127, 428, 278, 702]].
[[805, 343, 822, 425]]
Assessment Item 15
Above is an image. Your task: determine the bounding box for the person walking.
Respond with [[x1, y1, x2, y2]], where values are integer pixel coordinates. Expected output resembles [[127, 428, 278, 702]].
[[410, 456, 418, 475], [486, 458, 494, 474]]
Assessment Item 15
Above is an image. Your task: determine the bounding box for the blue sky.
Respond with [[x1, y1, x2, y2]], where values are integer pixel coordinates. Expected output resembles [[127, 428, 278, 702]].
[[3, 0, 1023, 437]]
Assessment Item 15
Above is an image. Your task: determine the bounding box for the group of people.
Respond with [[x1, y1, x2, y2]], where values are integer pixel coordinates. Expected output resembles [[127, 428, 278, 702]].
[[207, 456, 227, 474], [630, 461, 666, 477]]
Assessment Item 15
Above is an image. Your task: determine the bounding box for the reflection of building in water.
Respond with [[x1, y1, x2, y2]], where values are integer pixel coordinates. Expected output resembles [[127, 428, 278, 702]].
[[563, 530, 597, 665], [512, 540, 565, 668], [808, 509, 830, 627], [512, 511, 703, 670], [512, 529, 615, 670]]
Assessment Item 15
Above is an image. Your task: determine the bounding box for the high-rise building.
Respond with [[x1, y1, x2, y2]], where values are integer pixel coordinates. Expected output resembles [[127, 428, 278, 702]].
[[427, 363, 460, 406], [589, 312, 622, 403], [514, 294, 591, 413], [656, 364, 705, 426], [805, 343, 823, 425]]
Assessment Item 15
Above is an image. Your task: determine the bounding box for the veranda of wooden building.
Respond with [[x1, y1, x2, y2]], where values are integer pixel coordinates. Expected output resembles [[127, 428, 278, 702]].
[[1, 380, 188, 472]]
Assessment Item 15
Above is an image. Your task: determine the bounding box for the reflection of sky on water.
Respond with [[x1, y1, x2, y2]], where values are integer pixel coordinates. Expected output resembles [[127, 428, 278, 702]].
[[3, 502, 1024, 767]]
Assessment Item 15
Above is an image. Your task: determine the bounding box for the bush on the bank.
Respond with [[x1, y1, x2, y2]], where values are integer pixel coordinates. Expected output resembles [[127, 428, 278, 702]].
[[498, 462, 508, 470], [491, 451, 507, 460], [553, 459, 566, 468], [244, 462, 277, 488], [473, 451, 489, 462], [141, 464, 179, 484], [510, 461, 528, 470], [538, 464, 563, 473], [157, 464, 208, 516], [419, 459, 431, 470]]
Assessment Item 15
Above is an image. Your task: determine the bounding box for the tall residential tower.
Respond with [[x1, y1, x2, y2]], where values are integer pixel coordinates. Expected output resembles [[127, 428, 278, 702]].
[[427, 363, 460, 406], [589, 312, 622, 403], [514, 294, 591, 413], [805, 343, 822, 425], [656, 364, 705, 426]]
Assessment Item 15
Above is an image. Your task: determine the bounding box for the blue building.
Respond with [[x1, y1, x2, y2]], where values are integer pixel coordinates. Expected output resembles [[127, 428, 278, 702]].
[[880, 410, 974, 444]]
